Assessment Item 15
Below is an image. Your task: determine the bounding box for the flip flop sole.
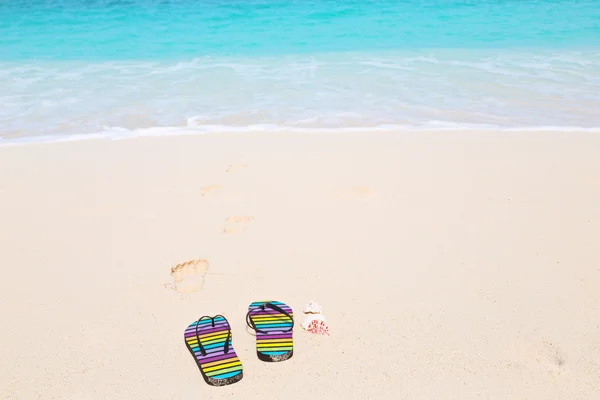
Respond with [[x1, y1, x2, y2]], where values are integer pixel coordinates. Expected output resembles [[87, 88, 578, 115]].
[[184, 316, 243, 386], [247, 300, 294, 362]]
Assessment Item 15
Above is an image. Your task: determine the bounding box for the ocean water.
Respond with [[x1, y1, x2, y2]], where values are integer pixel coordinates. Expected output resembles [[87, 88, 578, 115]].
[[1, 0, 600, 144]]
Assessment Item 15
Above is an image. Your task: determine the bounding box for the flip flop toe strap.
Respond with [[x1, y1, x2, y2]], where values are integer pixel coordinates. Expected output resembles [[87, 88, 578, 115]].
[[246, 302, 294, 334], [195, 315, 232, 356]]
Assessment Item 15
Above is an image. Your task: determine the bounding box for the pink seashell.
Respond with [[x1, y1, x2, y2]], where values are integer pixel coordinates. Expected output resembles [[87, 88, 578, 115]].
[[302, 314, 324, 329], [306, 319, 330, 336], [302, 314, 330, 335]]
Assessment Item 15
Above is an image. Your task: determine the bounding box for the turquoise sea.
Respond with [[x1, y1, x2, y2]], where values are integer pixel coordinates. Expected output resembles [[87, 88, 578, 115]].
[[1, 0, 600, 143]]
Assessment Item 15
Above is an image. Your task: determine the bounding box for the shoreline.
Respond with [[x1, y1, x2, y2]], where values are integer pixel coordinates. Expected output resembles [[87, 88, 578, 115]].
[[4, 125, 600, 148], [1, 130, 599, 399]]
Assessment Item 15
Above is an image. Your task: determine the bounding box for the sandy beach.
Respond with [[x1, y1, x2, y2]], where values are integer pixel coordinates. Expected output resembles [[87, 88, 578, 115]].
[[1, 130, 599, 399]]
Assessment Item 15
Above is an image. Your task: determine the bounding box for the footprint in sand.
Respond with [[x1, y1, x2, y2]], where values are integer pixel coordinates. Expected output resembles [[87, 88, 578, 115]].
[[225, 164, 248, 173], [167, 259, 209, 293], [222, 216, 254, 234], [200, 185, 222, 197]]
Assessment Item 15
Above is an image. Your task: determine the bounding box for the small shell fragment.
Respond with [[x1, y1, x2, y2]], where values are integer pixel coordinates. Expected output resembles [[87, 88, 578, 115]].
[[303, 300, 323, 314]]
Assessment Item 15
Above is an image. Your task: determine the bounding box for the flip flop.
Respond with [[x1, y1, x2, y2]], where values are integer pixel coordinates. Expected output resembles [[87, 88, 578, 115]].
[[246, 300, 294, 362], [184, 315, 243, 386]]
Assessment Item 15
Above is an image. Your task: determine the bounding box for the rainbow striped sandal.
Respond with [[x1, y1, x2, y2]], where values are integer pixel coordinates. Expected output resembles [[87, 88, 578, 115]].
[[184, 315, 243, 386], [246, 301, 294, 362]]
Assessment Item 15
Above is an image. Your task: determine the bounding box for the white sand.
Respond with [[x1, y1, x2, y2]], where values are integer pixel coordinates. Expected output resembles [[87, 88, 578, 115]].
[[1, 131, 599, 399]]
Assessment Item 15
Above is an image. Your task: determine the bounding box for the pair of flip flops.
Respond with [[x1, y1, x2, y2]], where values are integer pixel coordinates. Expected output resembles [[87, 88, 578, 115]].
[[184, 300, 294, 386]]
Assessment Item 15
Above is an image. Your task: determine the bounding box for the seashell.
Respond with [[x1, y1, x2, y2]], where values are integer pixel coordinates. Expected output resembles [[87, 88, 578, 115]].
[[301, 313, 326, 329], [302, 300, 323, 314], [301, 314, 330, 335]]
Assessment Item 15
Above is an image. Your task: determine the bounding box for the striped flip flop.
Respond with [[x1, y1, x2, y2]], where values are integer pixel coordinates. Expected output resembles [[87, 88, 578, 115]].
[[184, 315, 243, 386], [246, 301, 294, 362]]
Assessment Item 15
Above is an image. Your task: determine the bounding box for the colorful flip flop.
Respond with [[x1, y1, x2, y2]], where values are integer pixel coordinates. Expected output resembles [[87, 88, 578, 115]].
[[184, 315, 243, 386], [246, 301, 294, 362]]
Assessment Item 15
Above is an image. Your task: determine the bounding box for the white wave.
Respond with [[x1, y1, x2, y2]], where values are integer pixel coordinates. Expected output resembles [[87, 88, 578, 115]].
[[2, 48, 600, 139], [3, 122, 600, 148]]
